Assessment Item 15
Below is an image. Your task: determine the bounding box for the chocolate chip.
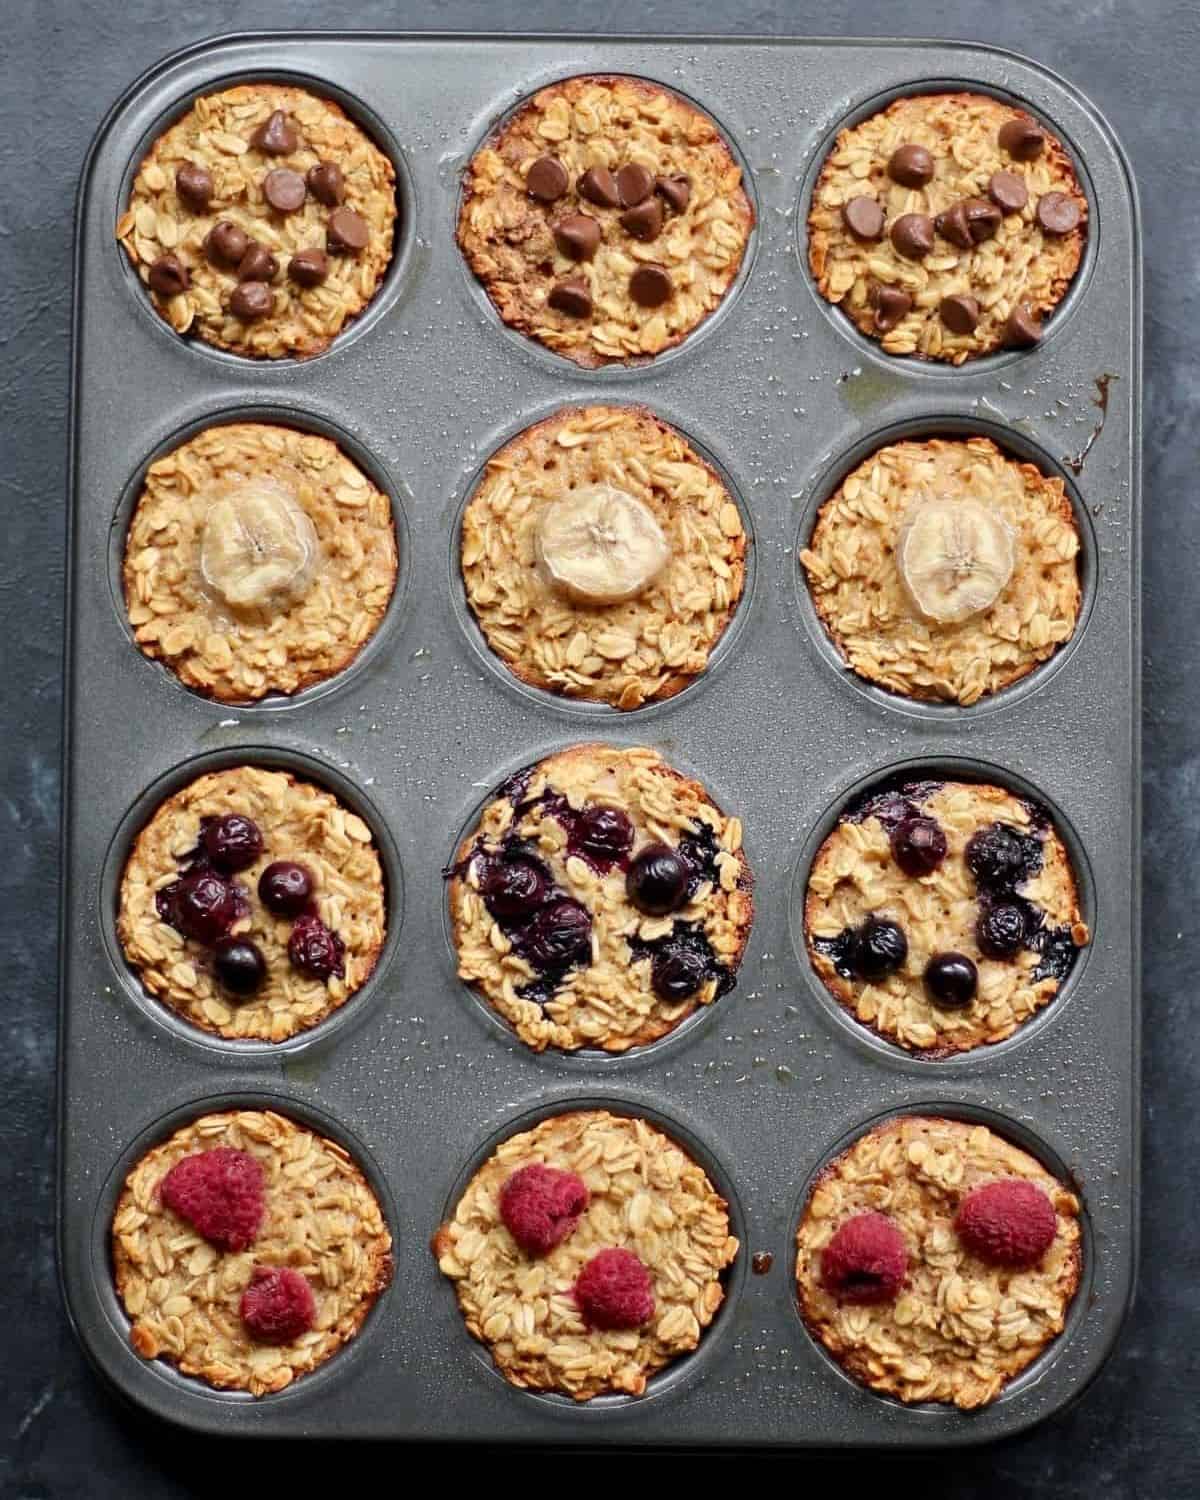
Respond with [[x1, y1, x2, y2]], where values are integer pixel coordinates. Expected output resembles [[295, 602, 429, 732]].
[[553, 214, 601, 261], [616, 163, 654, 207], [872, 285, 913, 333], [998, 117, 1045, 161], [236, 244, 278, 282], [578, 166, 620, 208], [939, 294, 980, 335], [263, 168, 306, 214], [987, 170, 1029, 215], [619, 197, 664, 242], [527, 155, 569, 203], [547, 276, 592, 318], [326, 206, 370, 254], [935, 200, 973, 250], [204, 220, 249, 269], [306, 161, 345, 207], [288, 247, 330, 287], [175, 162, 212, 213], [890, 212, 935, 259], [251, 110, 298, 156], [841, 196, 884, 241], [887, 143, 934, 188], [629, 263, 673, 307], [147, 253, 189, 297], [1036, 191, 1081, 236], [655, 174, 691, 213], [1004, 302, 1043, 348], [229, 280, 273, 321], [964, 196, 1002, 243]]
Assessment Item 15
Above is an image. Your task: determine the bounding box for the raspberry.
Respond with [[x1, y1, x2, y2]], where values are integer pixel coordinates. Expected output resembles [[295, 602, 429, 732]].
[[160, 1148, 265, 1253], [239, 1265, 316, 1344], [955, 1179, 1057, 1267], [820, 1212, 907, 1304], [499, 1163, 589, 1256], [574, 1248, 655, 1330]]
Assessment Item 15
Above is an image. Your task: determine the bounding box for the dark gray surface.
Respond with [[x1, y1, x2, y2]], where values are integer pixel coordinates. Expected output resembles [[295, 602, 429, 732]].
[[1, 0, 1195, 1491]]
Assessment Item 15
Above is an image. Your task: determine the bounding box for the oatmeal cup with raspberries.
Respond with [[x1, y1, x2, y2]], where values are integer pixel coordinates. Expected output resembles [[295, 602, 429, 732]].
[[795, 1115, 1082, 1409], [800, 435, 1082, 706], [458, 74, 754, 366], [117, 766, 387, 1042], [117, 82, 397, 358], [112, 1109, 393, 1395], [433, 1109, 739, 1400], [804, 777, 1089, 1056], [124, 422, 398, 703], [446, 744, 753, 1053], [461, 405, 747, 709], [808, 93, 1086, 362]]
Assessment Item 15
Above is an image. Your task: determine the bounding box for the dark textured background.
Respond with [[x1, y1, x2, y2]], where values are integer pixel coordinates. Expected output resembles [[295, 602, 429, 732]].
[[3, 1, 1195, 1491]]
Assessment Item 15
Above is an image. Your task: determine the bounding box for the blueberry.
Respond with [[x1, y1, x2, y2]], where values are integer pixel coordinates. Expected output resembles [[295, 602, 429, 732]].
[[572, 805, 634, 866], [163, 870, 238, 944], [479, 856, 550, 922], [965, 824, 1030, 890], [651, 944, 708, 1001], [287, 913, 344, 981], [924, 952, 978, 1008], [852, 916, 908, 981], [890, 816, 948, 877], [976, 901, 1027, 960], [212, 935, 267, 995], [201, 813, 263, 873], [626, 844, 690, 915], [258, 860, 314, 917], [520, 899, 592, 972]]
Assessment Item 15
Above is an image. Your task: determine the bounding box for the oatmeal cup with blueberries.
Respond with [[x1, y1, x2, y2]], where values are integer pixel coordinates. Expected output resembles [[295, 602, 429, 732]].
[[458, 74, 753, 366], [804, 777, 1089, 1056], [117, 765, 387, 1042], [433, 1109, 739, 1400], [446, 744, 753, 1053]]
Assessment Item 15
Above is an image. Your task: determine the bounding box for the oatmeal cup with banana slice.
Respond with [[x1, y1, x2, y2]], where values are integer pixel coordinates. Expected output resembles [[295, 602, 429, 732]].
[[446, 744, 753, 1053], [461, 405, 747, 709]]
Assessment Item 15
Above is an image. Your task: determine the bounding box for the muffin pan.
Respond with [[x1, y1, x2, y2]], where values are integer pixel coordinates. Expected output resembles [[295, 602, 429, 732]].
[[60, 34, 1139, 1444]]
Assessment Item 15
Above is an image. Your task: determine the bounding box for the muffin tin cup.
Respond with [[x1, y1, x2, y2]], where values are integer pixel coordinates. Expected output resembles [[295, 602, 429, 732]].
[[62, 33, 1140, 1446]]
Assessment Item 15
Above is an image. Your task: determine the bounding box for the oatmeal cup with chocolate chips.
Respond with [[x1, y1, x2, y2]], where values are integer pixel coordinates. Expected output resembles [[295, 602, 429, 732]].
[[447, 744, 753, 1053], [462, 405, 747, 709], [458, 74, 754, 366], [117, 83, 397, 358], [800, 436, 1082, 706], [808, 93, 1086, 362], [795, 1114, 1082, 1408], [433, 1109, 739, 1399], [804, 778, 1088, 1056], [124, 422, 398, 703], [117, 766, 387, 1042], [112, 1109, 393, 1395]]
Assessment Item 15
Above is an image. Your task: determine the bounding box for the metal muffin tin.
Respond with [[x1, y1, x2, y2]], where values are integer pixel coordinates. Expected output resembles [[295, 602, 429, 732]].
[[60, 33, 1140, 1446]]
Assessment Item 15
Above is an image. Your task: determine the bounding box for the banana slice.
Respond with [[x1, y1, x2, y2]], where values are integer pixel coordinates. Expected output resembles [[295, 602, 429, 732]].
[[896, 496, 1015, 625], [200, 481, 318, 612], [535, 483, 670, 607]]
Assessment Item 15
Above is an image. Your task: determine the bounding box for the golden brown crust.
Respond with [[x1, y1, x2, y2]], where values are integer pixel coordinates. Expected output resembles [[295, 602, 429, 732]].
[[434, 1109, 739, 1400], [461, 404, 747, 709], [117, 83, 396, 358], [112, 1109, 393, 1395], [800, 436, 1082, 705], [448, 744, 753, 1053], [458, 74, 753, 366], [808, 93, 1086, 363], [123, 422, 398, 703], [117, 766, 386, 1042], [804, 780, 1088, 1056], [795, 1115, 1082, 1408]]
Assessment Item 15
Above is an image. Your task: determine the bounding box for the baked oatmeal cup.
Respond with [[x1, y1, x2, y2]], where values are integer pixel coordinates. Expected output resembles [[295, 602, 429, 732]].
[[433, 1109, 739, 1399], [447, 744, 753, 1053]]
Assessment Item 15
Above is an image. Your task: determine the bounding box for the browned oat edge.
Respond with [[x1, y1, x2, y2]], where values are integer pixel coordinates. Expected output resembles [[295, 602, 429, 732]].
[[447, 743, 755, 1052], [461, 404, 749, 706], [457, 73, 755, 369]]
